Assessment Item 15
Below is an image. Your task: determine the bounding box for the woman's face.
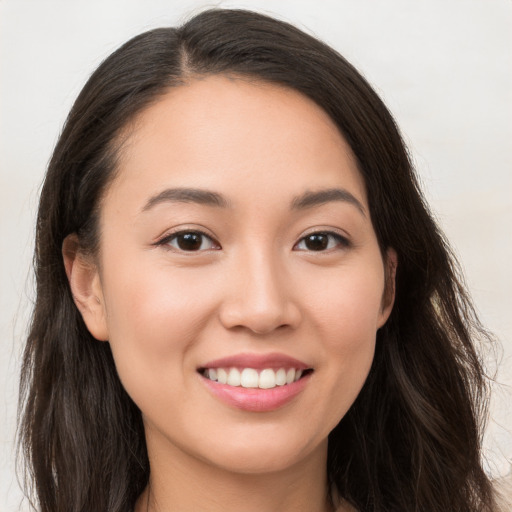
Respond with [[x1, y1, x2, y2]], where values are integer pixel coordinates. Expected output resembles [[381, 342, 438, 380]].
[[76, 76, 395, 475]]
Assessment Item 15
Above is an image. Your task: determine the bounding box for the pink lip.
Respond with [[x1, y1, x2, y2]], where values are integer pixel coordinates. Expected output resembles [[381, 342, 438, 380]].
[[198, 352, 312, 412], [200, 373, 311, 412], [199, 352, 311, 412], [200, 352, 310, 370]]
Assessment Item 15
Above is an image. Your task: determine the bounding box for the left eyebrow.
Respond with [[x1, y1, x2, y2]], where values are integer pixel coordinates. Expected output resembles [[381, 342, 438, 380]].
[[290, 188, 366, 217]]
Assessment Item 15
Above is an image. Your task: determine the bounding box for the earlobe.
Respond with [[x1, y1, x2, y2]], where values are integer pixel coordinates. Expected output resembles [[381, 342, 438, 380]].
[[62, 234, 109, 341], [378, 248, 398, 328]]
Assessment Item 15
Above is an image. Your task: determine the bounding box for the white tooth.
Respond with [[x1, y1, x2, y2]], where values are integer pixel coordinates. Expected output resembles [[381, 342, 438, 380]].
[[294, 369, 303, 382], [227, 368, 241, 386], [275, 368, 287, 386], [207, 368, 217, 381], [259, 369, 277, 389], [240, 368, 259, 388], [217, 368, 228, 384], [286, 368, 296, 384]]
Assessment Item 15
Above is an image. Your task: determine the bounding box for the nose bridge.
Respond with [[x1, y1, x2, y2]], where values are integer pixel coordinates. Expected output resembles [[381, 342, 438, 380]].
[[219, 243, 299, 334]]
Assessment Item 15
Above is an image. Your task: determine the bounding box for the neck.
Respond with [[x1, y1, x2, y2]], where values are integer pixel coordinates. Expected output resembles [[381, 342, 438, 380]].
[[135, 431, 338, 512]]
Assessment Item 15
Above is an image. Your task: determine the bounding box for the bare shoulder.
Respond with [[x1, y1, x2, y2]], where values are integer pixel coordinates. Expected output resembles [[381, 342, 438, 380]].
[[334, 501, 358, 512], [494, 472, 512, 511], [331, 475, 512, 511]]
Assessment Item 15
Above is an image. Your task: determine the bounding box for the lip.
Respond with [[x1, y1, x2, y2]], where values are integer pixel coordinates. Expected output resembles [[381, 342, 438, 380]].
[[200, 352, 310, 371], [200, 373, 311, 412], [198, 352, 312, 412]]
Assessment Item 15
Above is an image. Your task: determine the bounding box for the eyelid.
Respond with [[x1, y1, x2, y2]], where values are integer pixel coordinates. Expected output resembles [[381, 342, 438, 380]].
[[154, 227, 221, 251], [153, 226, 350, 252], [293, 228, 351, 251]]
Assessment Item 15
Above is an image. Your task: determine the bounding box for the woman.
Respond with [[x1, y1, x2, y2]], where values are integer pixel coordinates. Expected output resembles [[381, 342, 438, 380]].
[[18, 8, 499, 512]]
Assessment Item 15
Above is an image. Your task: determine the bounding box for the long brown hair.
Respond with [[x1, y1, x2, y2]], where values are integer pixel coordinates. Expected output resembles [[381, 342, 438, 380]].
[[19, 8, 497, 511]]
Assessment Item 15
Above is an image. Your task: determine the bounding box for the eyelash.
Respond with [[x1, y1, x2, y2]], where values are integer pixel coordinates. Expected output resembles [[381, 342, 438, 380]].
[[156, 229, 220, 252], [294, 231, 351, 252], [155, 230, 351, 253]]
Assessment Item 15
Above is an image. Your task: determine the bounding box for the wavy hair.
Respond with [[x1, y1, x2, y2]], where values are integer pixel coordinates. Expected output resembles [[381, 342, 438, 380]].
[[19, 8, 497, 511]]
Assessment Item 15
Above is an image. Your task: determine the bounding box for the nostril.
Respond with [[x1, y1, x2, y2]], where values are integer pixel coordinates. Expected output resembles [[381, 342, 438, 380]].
[[217, 275, 302, 334]]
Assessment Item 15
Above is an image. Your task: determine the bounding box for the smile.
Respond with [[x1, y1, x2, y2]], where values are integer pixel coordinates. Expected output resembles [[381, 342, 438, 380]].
[[198, 353, 313, 412], [200, 367, 307, 389]]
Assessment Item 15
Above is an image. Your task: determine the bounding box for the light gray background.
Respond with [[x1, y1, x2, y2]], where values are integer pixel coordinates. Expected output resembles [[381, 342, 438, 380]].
[[1, 0, 511, 510]]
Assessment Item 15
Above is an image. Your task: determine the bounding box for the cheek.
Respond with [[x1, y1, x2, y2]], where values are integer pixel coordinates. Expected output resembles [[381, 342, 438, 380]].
[[304, 262, 384, 419], [321, 290, 378, 385], [104, 255, 216, 339], [308, 259, 385, 347], [100, 260, 218, 398]]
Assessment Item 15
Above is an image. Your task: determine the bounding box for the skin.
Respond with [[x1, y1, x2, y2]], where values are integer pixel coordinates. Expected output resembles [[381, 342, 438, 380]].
[[64, 75, 396, 512]]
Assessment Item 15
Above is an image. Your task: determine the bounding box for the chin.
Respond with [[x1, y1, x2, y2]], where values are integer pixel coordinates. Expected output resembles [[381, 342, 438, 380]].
[[196, 429, 327, 475]]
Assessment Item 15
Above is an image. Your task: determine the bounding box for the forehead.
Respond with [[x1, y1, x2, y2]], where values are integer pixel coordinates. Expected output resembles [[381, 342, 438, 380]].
[[106, 75, 367, 212]]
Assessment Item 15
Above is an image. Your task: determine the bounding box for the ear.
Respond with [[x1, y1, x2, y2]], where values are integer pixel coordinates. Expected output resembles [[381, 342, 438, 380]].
[[377, 247, 397, 328], [62, 234, 109, 341]]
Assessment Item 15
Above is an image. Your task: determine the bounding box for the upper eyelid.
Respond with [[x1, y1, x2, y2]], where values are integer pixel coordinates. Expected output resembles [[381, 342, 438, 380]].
[[154, 227, 350, 249], [294, 231, 350, 247], [156, 226, 218, 244], [153, 231, 221, 254], [297, 227, 350, 241], [158, 229, 222, 253]]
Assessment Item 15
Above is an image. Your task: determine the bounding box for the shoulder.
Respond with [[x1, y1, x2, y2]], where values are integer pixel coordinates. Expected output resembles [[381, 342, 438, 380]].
[[494, 472, 512, 511]]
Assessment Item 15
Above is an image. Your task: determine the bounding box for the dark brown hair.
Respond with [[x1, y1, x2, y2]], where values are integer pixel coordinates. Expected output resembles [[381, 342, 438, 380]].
[[19, 8, 497, 511]]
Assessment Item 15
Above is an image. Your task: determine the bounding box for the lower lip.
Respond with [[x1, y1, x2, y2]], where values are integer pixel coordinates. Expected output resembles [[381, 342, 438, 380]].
[[200, 373, 311, 412]]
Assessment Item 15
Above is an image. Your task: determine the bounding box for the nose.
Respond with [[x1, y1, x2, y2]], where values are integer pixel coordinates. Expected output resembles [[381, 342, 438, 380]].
[[218, 249, 302, 335]]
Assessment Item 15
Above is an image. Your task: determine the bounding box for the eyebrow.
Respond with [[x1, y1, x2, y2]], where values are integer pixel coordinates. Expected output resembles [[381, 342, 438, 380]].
[[291, 188, 366, 216], [141, 186, 366, 216], [142, 187, 231, 212]]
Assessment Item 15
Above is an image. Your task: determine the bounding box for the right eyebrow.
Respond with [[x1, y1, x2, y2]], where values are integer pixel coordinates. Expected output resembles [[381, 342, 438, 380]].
[[141, 187, 231, 212]]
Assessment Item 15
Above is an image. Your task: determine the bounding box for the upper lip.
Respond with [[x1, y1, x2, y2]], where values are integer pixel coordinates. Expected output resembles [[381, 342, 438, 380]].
[[200, 352, 311, 370]]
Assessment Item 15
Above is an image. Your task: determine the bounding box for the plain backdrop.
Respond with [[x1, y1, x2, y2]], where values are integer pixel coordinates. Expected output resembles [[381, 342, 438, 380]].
[[1, 0, 511, 510]]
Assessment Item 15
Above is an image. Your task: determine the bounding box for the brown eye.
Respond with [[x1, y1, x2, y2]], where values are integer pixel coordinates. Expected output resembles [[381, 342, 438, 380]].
[[165, 231, 218, 252], [304, 234, 329, 251], [295, 232, 349, 252]]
